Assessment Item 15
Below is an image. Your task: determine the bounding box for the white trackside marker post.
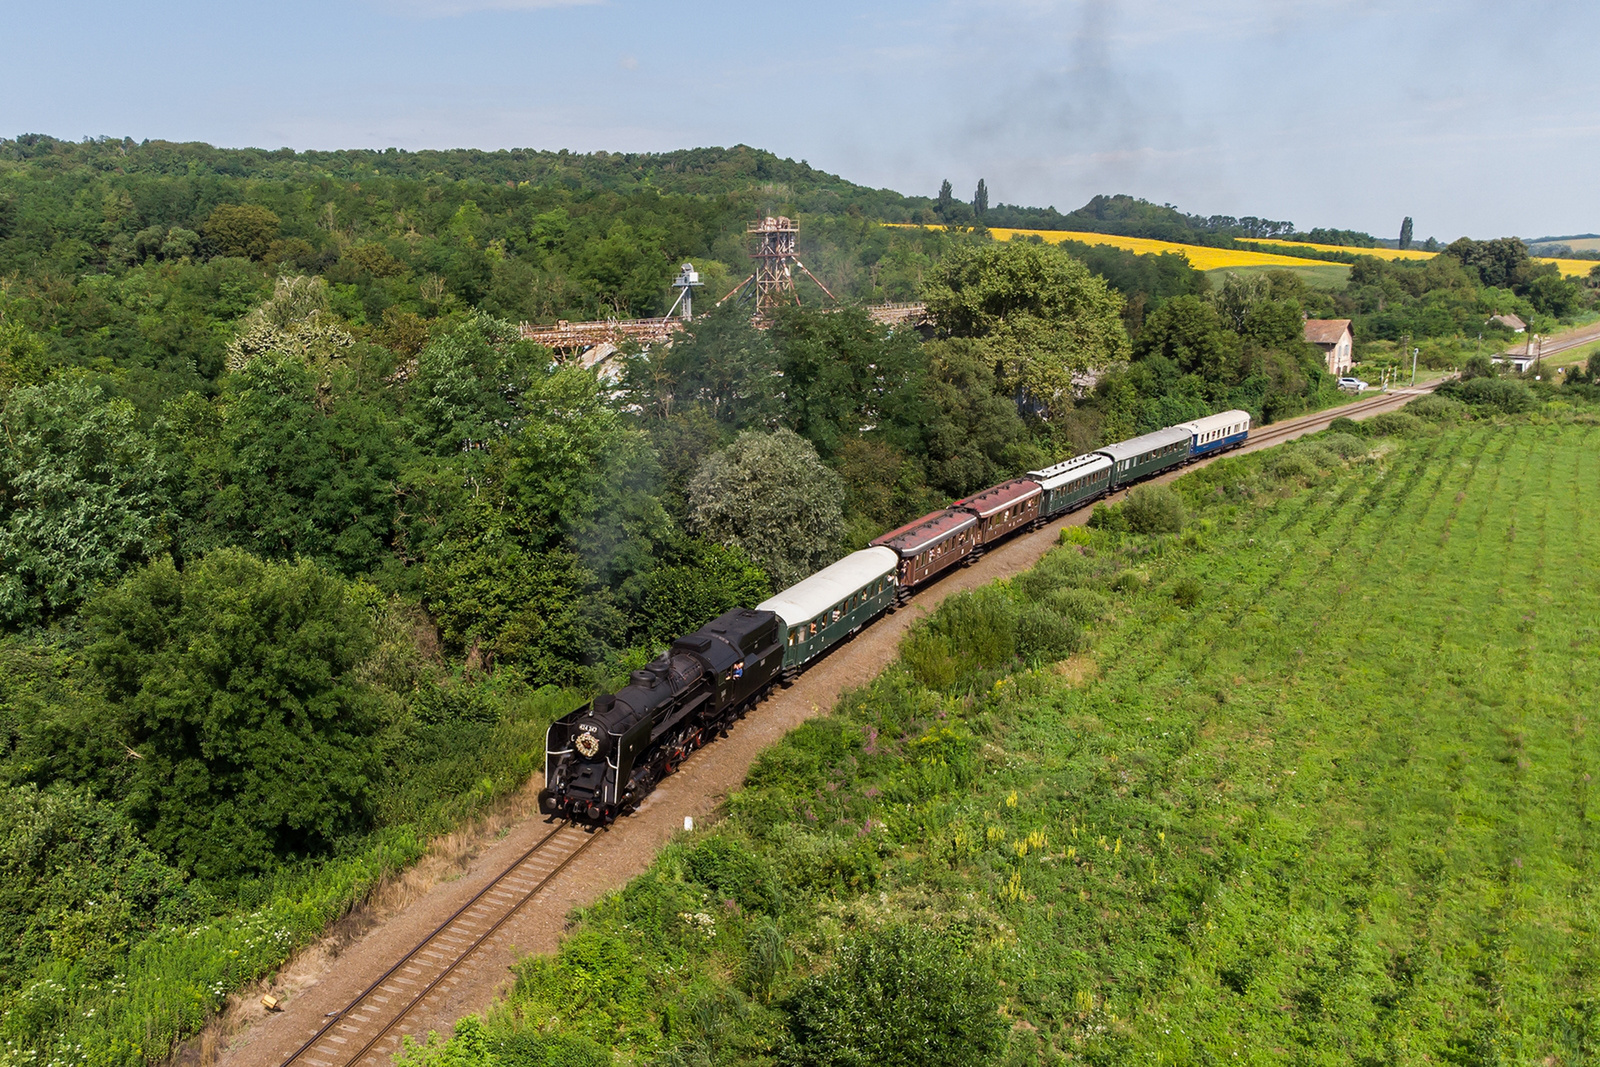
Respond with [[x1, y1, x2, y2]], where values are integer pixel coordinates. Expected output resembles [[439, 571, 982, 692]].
[[684, 816, 694, 832]]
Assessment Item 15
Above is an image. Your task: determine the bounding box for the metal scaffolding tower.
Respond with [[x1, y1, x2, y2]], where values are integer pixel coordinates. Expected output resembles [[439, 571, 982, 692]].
[[718, 215, 835, 316]]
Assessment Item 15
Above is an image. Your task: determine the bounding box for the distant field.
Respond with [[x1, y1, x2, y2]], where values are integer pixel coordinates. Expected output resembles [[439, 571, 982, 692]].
[[1204, 261, 1350, 290], [1534, 236, 1600, 253], [1244, 237, 1435, 261], [985, 226, 1321, 270], [897, 223, 1597, 279]]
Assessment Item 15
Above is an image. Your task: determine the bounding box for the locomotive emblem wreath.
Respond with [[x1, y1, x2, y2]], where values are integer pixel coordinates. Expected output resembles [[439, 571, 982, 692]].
[[575, 731, 601, 758]]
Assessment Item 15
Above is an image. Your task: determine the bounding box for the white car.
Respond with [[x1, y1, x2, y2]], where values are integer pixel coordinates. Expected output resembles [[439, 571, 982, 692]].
[[1337, 376, 1369, 391]]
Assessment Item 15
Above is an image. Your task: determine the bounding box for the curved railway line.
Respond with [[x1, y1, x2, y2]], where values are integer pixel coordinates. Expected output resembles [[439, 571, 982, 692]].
[[241, 381, 1441, 1067]]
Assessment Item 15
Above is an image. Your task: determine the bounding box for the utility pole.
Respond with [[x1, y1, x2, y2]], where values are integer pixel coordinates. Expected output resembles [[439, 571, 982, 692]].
[[1411, 345, 1419, 388]]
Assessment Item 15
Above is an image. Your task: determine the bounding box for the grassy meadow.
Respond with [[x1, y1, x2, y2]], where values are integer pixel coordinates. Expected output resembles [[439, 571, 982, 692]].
[[405, 403, 1600, 1067], [1204, 262, 1351, 291]]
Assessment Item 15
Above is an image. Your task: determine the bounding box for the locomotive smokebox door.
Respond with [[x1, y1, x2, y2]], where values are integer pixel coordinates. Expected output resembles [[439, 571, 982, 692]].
[[574, 723, 602, 758]]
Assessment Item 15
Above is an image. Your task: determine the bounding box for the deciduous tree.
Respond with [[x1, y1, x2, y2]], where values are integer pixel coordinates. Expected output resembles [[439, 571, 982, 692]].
[[687, 428, 844, 588]]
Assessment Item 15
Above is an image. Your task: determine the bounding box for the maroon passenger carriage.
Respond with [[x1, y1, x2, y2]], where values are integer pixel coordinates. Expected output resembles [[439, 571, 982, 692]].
[[952, 478, 1043, 555]]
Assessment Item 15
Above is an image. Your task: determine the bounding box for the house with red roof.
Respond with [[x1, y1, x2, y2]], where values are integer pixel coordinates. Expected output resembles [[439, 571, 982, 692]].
[[1304, 318, 1354, 375]]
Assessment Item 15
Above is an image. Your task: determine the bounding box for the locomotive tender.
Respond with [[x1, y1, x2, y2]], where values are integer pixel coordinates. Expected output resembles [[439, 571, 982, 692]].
[[540, 409, 1251, 824]]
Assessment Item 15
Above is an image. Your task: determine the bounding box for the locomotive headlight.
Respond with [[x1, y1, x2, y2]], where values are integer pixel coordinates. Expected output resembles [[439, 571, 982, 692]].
[[575, 730, 601, 758]]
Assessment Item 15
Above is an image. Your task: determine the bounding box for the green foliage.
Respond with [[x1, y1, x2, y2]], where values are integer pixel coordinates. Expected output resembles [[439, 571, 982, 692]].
[[0, 784, 202, 986], [0, 380, 169, 627], [1403, 394, 1470, 423], [1439, 375, 1538, 414], [425, 540, 601, 683], [785, 926, 1005, 1067], [84, 550, 384, 881], [1120, 483, 1186, 534], [923, 241, 1130, 414], [685, 835, 776, 914], [688, 428, 845, 588], [202, 204, 281, 260], [633, 543, 770, 650]]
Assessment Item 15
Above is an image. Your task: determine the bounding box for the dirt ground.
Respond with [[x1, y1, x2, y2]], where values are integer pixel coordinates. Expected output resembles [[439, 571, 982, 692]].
[[210, 390, 1423, 1067]]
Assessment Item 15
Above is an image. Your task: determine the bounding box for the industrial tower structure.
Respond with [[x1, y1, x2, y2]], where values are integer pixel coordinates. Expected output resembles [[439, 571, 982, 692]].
[[719, 215, 835, 316]]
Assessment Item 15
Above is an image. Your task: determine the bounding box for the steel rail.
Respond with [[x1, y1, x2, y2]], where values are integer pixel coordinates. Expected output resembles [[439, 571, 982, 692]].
[[279, 821, 594, 1067]]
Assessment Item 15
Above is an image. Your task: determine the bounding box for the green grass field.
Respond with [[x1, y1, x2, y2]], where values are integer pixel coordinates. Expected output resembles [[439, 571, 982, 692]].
[[1206, 262, 1352, 291], [420, 412, 1600, 1067]]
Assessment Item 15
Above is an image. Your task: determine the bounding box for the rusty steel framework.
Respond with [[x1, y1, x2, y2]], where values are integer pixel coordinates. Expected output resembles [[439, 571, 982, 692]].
[[719, 215, 835, 316]]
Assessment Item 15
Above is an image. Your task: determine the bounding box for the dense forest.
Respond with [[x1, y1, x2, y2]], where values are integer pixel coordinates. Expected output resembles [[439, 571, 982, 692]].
[[1, 135, 1596, 1064]]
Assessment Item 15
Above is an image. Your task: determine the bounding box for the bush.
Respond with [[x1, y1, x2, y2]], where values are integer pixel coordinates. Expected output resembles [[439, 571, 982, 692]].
[[1045, 587, 1110, 626], [1404, 395, 1469, 423], [784, 926, 1005, 1067], [1120, 483, 1186, 535], [1316, 432, 1369, 459], [900, 629, 958, 690], [1365, 412, 1431, 438], [1112, 569, 1148, 593], [1440, 376, 1536, 414], [928, 588, 1017, 669], [1268, 451, 1321, 482], [1326, 416, 1367, 437], [685, 835, 775, 913], [1171, 577, 1203, 609], [1014, 602, 1082, 659], [84, 549, 385, 882]]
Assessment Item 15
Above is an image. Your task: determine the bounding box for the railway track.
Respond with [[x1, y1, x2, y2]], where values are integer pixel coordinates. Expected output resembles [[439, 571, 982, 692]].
[[280, 822, 598, 1067], [264, 381, 1437, 1067]]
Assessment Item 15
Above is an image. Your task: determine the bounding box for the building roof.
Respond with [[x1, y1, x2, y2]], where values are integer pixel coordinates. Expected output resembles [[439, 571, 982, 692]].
[[1095, 426, 1192, 464], [1028, 453, 1112, 490], [1303, 319, 1353, 346], [1489, 313, 1527, 331], [1175, 409, 1253, 437], [758, 547, 899, 627], [871, 508, 977, 556], [953, 478, 1042, 519]]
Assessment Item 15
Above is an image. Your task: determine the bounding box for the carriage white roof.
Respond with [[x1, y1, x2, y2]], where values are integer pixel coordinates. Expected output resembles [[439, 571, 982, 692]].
[[1095, 426, 1192, 462], [1174, 409, 1252, 437], [1028, 453, 1113, 490], [757, 546, 899, 627]]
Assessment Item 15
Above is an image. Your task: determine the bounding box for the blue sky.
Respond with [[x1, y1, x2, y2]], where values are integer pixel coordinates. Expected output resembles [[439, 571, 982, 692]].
[[3, 0, 1595, 240]]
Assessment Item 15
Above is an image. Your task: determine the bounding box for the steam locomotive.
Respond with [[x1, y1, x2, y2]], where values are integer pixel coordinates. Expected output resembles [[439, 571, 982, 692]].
[[540, 408, 1252, 825], [538, 608, 783, 823]]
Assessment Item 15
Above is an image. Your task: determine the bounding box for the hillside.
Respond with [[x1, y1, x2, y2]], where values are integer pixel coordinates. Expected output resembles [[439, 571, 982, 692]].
[[405, 400, 1600, 1064]]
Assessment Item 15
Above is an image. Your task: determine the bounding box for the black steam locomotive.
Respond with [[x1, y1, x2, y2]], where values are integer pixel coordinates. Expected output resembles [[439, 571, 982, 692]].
[[538, 608, 784, 824]]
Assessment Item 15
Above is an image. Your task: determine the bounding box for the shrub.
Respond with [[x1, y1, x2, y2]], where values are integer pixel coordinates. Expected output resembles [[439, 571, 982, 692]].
[[1404, 395, 1469, 423], [84, 549, 385, 882], [900, 629, 957, 689], [1121, 483, 1186, 535], [784, 926, 1005, 1067], [1440, 376, 1536, 414], [1015, 602, 1082, 659], [1326, 416, 1367, 437], [1293, 442, 1341, 470], [929, 588, 1017, 669], [685, 835, 774, 913], [1045, 587, 1110, 626], [1112, 569, 1148, 593], [1268, 451, 1321, 482], [1365, 412, 1430, 438], [1317, 432, 1368, 459], [1172, 577, 1203, 609], [493, 1031, 610, 1067]]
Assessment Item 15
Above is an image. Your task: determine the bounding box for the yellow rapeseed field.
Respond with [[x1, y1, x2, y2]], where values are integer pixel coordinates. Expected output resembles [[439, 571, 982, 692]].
[[1243, 238, 1434, 261], [983, 227, 1320, 270], [890, 223, 1598, 278]]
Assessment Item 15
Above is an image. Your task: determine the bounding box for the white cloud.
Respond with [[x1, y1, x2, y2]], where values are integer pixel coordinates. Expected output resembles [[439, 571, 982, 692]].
[[379, 0, 601, 18]]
